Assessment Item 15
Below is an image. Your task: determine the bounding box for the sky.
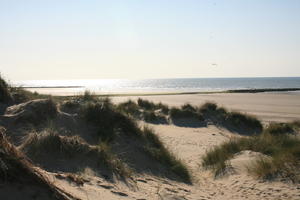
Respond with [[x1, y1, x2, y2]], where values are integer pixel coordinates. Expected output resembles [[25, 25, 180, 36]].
[[0, 0, 300, 80]]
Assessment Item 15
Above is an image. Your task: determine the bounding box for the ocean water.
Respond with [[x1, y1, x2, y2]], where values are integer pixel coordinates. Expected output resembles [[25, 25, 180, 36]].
[[15, 77, 300, 94]]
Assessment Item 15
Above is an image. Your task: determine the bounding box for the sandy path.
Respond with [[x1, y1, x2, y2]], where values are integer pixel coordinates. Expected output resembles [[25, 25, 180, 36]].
[[150, 124, 300, 200]]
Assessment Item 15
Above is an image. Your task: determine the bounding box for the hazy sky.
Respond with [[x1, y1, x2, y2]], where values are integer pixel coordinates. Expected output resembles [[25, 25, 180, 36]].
[[1, 0, 300, 80]]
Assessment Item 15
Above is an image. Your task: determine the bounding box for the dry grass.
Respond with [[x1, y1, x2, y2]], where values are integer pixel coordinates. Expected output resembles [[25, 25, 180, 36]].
[[202, 123, 300, 182], [141, 126, 191, 183], [0, 74, 12, 103], [20, 129, 131, 178], [0, 128, 75, 200], [199, 102, 263, 134]]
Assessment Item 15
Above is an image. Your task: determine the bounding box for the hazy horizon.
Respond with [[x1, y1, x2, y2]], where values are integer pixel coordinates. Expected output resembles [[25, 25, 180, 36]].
[[1, 0, 300, 81]]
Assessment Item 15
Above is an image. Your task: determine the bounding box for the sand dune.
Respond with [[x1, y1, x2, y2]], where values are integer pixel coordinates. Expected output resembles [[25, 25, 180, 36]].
[[112, 92, 300, 123], [1, 93, 300, 200]]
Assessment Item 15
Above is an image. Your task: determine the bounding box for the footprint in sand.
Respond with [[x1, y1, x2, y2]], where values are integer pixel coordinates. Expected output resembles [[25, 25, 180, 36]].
[[165, 187, 178, 193], [178, 188, 190, 193], [111, 191, 128, 197], [136, 179, 147, 183], [99, 184, 114, 189]]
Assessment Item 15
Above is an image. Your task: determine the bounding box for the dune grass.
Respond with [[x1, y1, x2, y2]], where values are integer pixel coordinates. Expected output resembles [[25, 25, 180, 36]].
[[0, 73, 49, 104], [137, 98, 157, 110], [80, 98, 143, 142], [169, 106, 203, 121], [77, 90, 98, 102], [199, 102, 263, 134], [224, 111, 263, 132], [117, 100, 141, 117], [143, 111, 167, 123], [0, 128, 73, 200], [20, 129, 131, 177], [264, 122, 298, 135], [0, 74, 12, 103], [202, 122, 300, 181], [80, 98, 191, 182], [141, 126, 191, 183]]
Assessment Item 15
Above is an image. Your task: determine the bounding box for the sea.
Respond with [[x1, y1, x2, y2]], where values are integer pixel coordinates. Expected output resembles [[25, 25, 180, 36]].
[[15, 77, 300, 95]]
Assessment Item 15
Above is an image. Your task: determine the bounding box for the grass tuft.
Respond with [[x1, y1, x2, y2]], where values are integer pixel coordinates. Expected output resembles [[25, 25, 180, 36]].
[[117, 100, 141, 117], [202, 127, 300, 182], [224, 111, 263, 133], [169, 107, 203, 121], [264, 122, 296, 135], [137, 98, 157, 110], [0, 74, 12, 103], [199, 102, 262, 134], [20, 129, 130, 177]]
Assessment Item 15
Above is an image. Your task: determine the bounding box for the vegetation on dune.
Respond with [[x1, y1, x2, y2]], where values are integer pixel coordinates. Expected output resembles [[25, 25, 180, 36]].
[[5, 98, 58, 125], [80, 99, 191, 181], [0, 73, 49, 104], [118, 99, 169, 123], [118, 99, 262, 134], [199, 102, 263, 134], [141, 126, 191, 183], [76, 90, 98, 102], [169, 106, 203, 121], [10, 87, 50, 104], [117, 100, 141, 117], [224, 111, 263, 132], [0, 74, 12, 103], [143, 110, 167, 123], [202, 122, 300, 182], [137, 98, 157, 110], [0, 128, 72, 200], [80, 98, 142, 142], [264, 122, 299, 135], [20, 129, 130, 177], [136, 98, 169, 113]]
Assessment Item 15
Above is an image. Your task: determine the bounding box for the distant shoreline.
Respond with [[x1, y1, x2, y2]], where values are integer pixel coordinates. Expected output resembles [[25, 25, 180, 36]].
[[23, 87, 300, 97], [21, 86, 84, 88]]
